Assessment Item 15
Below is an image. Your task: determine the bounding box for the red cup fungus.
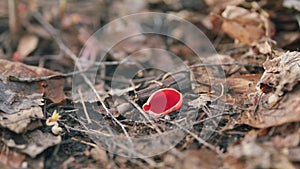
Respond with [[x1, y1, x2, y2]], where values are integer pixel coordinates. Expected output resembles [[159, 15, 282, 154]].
[[142, 88, 183, 116]]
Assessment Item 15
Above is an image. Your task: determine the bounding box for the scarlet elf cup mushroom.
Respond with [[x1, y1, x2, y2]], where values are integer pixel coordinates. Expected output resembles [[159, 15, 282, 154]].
[[142, 88, 183, 116]]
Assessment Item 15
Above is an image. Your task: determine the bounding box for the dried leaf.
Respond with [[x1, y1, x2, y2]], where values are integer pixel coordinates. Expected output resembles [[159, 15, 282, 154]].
[[90, 146, 108, 163], [222, 134, 297, 169], [0, 142, 26, 169], [221, 5, 274, 52], [257, 51, 300, 95], [1, 130, 61, 158], [283, 0, 300, 11], [188, 94, 211, 108], [288, 148, 300, 162], [222, 5, 261, 24], [17, 34, 39, 57], [0, 87, 43, 114], [180, 149, 219, 169], [0, 59, 66, 114], [0, 107, 43, 133], [169, 149, 219, 169], [272, 132, 300, 148], [243, 85, 300, 128], [226, 74, 261, 94], [204, 0, 244, 10], [243, 52, 300, 128], [164, 149, 218, 169], [222, 20, 264, 45], [253, 40, 273, 54]]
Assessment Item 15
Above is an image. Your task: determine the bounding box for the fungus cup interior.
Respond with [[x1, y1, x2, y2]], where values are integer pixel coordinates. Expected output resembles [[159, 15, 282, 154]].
[[143, 89, 182, 114]]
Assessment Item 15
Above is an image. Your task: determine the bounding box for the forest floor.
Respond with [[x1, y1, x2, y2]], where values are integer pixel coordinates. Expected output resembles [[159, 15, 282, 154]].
[[0, 0, 299, 169]]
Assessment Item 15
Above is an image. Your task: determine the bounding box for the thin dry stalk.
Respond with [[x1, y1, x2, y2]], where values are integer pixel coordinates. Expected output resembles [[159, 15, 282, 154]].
[[126, 97, 163, 134], [8, 0, 21, 42], [78, 88, 92, 124]]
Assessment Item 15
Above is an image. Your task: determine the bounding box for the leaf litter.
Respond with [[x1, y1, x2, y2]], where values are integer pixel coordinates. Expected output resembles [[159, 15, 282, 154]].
[[242, 51, 300, 128], [0, 0, 299, 169]]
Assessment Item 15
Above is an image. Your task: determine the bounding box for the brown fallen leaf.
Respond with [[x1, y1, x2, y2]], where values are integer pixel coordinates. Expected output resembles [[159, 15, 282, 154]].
[[221, 134, 297, 169], [179, 149, 219, 169], [164, 149, 219, 169], [272, 131, 300, 148], [222, 5, 267, 44], [257, 51, 300, 102], [1, 129, 61, 158], [228, 74, 262, 94], [288, 148, 300, 162], [0, 142, 26, 169], [222, 5, 262, 25], [243, 85, 300, 128], [222, 20, 264, 45], [283, 0, 300, 11], [0, 106, 43, 134], [202, 0, 244, 34], [221, 5, 275, 54], [243, 51, 300, 128], [0, 86, 44, 114], [90, 146, 108, 164], [0, 59, 66, 114], [188, 94, 211, 109], [252, 39, 273, 54], [204, 0, 244, 11], [225, 74, 262, 104]]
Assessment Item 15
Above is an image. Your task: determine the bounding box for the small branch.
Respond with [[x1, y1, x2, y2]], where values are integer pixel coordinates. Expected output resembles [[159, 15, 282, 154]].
[[8, 0, 21, 43], [126, 97, 163, 134], [253, 92, 264, 118], [62, 123, 112, 137], [78, 88, 92, 124], [8, 69, 87, 82], [193, 112, 232, 125], [189, 62, 262, 68], [71, 137, 97, 147]]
